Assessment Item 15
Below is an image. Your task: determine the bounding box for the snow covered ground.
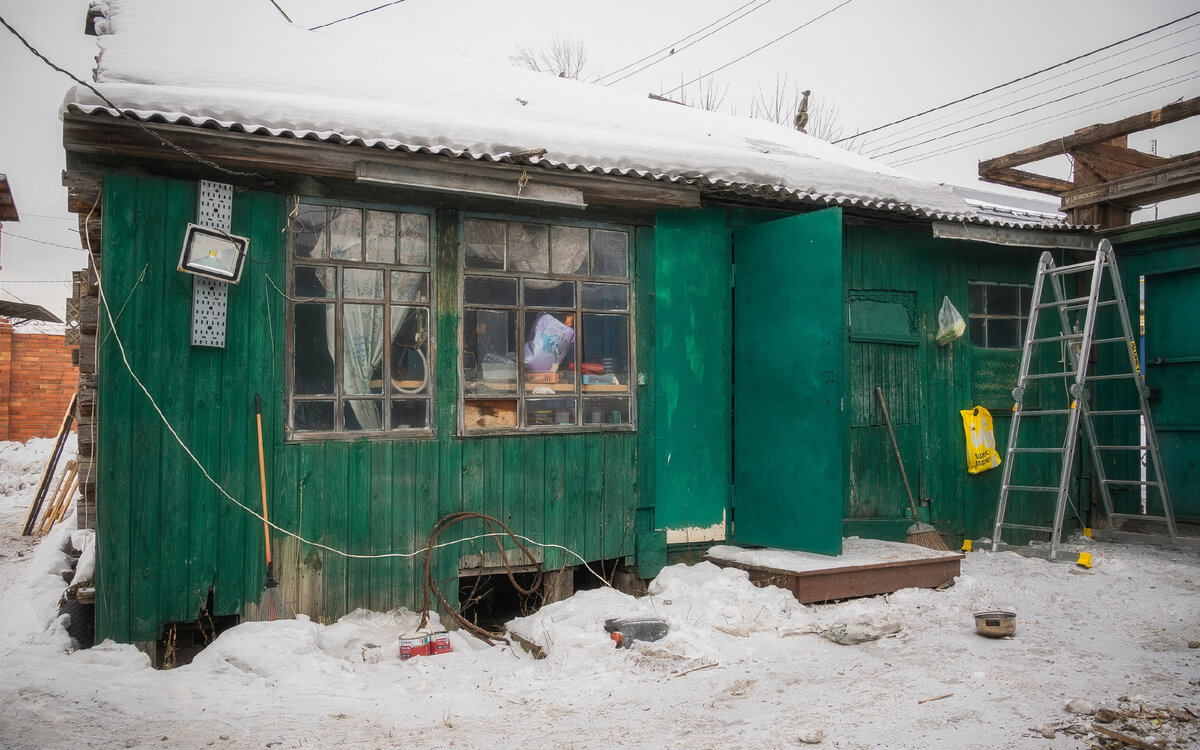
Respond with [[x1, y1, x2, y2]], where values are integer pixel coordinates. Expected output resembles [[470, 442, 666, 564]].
[[0, 437, 1198, 750]]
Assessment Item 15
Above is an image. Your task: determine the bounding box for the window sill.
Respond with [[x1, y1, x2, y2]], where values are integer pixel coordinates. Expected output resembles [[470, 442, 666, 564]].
[[285, 429, 437, 444]]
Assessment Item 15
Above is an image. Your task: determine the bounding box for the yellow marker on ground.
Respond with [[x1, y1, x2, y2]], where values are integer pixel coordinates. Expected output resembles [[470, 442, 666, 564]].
[[1077, 552, 1092, 568], [961, 539, 973, 552], [1083, 527, 1092, 538]]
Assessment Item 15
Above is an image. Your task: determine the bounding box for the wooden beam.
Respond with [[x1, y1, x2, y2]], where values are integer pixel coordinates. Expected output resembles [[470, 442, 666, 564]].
[[1072, 142, 1165, 170], [1061, 155, 1200, 210], [977, 167, 1076, 196], [979, 96, 1200, 174], [61, 113, 702, 209]]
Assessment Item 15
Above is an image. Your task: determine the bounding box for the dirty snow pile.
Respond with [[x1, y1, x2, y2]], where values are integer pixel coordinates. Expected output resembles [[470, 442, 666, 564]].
[[1, 437, 1199, 749]]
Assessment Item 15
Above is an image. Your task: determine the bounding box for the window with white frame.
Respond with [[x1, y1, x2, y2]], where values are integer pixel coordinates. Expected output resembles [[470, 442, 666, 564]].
[[968, 282, 1032, 349], [460, 217, 634, 432], [288, 202, 435, 435]]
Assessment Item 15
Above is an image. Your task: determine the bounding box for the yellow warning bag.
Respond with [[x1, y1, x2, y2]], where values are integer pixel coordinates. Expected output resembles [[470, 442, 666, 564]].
[[960, 406, 1001, 474]]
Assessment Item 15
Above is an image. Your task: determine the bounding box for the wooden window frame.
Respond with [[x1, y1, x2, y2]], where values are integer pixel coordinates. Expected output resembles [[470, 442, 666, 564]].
[[968, 281, 1033, 350]]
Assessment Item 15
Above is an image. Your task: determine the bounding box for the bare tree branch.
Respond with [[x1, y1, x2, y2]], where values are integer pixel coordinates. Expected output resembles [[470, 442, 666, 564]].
[[510, 36, 594, 81]]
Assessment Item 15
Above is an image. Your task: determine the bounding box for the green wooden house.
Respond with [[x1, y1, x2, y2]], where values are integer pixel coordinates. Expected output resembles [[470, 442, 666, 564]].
[[62, 0, 1101, 647]]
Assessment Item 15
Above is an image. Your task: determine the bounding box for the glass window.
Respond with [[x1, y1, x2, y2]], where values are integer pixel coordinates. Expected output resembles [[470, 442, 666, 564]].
[[968, 282, 1032, 349], [288, 202, 435, 436], [461, 218, 634, 433]]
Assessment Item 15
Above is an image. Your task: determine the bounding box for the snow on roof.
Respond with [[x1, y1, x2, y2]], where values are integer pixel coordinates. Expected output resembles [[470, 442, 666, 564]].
[[66, 0, 977, 220], [949, 185, 1087, 231]]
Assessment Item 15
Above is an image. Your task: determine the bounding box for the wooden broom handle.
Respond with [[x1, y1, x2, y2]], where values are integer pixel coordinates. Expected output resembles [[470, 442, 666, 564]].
[[876, 387, 922, 525], [255, 394, 271, 566]]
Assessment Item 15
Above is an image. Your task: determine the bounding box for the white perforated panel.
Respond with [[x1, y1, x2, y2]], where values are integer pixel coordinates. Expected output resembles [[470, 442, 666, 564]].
[[191, 180, 232, 348]]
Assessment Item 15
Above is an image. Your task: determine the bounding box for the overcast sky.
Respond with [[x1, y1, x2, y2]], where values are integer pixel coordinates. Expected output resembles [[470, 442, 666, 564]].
[[1, 0, 1197, 322]]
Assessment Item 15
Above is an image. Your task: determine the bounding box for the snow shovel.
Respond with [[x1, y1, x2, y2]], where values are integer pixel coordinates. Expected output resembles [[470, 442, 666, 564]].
[[254, 394, 289, 620], [875, 387, 949, 551]]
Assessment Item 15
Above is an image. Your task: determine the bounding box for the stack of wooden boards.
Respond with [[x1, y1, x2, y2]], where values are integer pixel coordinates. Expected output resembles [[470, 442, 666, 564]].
[[21, 394, 78, 536]]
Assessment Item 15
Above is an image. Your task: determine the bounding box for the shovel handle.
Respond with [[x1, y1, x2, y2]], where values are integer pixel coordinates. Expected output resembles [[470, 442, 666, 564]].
[[875, 387, 921, 525], [255, 394, 271, 565]]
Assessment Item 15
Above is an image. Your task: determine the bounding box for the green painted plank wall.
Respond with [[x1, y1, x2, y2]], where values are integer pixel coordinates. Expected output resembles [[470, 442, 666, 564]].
[[95, 175, 644, 643]]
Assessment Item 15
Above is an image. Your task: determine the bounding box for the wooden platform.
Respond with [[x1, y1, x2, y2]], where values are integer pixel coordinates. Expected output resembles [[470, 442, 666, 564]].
[[705, 539, 964, 605]]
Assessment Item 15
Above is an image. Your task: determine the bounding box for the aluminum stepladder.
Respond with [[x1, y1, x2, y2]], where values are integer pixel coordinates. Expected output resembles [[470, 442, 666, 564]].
[[991, 239, 1177, 559]]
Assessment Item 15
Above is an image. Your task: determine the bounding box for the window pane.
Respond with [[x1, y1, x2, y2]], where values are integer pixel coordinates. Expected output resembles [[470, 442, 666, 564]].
[[464, 219, 505, 269], [989, 318, 1019, 349], [968, 284, 986, 316], [293, 204, 327, 259], [391, 271, 429, 304], [294, 266, 335, 298], [294, 303, 334, 394], [400, 213, 430, 266], [343, 268, 384, 299], [329, 207, 363, 261], [583, 397, 630, 425], [969, 317, 986, 347], [464, 275, 518, 306], [293, 401, 334, 431], [581, 314, 630, 392], [343, 304, 385, 395], [526, 398, 576, 427], [551, 225, 589, 275], [344, 400, 383, 431], [464, 308, 518, 395], [391, 307, 429, 395], [1020, 286, 1033, 316], [508, 222, 549, 273], [364, 210, 396, 264], [524, 312, 576, 387], [989, 285, 1019, 317], [581, 283, 628, 311], [391, 400, 429, 430], [463, 399, 518, 429], [524, 279, 574, 308], [591, 230, 629, 278]]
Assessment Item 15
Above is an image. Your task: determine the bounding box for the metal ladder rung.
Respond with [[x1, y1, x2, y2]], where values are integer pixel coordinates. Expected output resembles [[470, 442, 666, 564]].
[[1062, 299, 1120, 313], [1092, 336, 1129, 344], [1086, 373, 1136, 381], [1047, 260, 1102, 275], [1002, 485, 1062, 493], [1016, 409, 1073, 416], [1088, 409, 1143, 416], [1025, 371, 1079, 381], [1000, 523, 1054, 533], [1094, 445, 1151, 450], [1102, 479, 1160, 486], [1035, 296, 1090, 309], [1010, 447, 1066, 454], [1112, 513, 1170, 521], [1029, 333, 1083, 344]]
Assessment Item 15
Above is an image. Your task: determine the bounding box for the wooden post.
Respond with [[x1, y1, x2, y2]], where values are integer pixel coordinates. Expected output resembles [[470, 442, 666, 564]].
[[542, 566, 574, 604]]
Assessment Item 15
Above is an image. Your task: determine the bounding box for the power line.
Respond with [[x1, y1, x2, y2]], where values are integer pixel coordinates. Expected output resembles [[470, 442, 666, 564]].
[[2, 231, 85, 251], [0, 279, 73, 284], [866, 34, 1200, 158], [267, 0, 292, 23], [308, 0, 409, 31], [871, 49, 1200, 160], [864, 22, 1200, 156], [0, 14, 256, 181], [597, 0, 763, 83], [660, 0, 855, 97], [835, 9, 1200, 144], [603, 0, 778, 86]]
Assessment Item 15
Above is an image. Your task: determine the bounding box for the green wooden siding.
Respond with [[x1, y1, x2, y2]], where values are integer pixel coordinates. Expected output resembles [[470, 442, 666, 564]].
[[96, 175, 643, 643]]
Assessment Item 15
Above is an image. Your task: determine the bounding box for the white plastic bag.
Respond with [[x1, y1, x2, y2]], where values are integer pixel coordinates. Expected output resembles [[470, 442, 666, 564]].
[[936, 295, 965, 346]]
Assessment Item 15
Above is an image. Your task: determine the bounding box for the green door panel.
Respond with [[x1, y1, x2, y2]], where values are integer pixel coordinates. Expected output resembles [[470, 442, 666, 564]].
[[1145, 267, 1200, 522], [732, 208, 844, 555]]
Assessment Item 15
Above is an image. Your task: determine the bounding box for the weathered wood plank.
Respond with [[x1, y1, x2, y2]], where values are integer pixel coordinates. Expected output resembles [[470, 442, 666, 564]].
[[346, 440, 372, 611], [295, 444, 327, 623], [369, 440, 394, 612], [324, 441, 350, 622]]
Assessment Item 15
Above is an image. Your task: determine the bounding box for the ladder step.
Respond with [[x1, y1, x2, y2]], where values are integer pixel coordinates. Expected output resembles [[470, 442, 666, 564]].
[[1086, 373, 1137, 381], [1094, 445, 1151, 450], [1000, 523, 1054, 533], [1035, 296, 1089, 309], [1092, 336, 1129, 344], [1010, 447, 1067, 454], [1102, 479, 1160, 486], [1003, 485, 1062, 493], [1088, 409, 1143, 416], [1025, 371, 1078, 381], [1029, 333, 1083, 344], [1017, 409, 1073, 416], [1112, 513, 1171, 521], [1046, 260, 1102, 275], [1062, 299, 1119, 313]]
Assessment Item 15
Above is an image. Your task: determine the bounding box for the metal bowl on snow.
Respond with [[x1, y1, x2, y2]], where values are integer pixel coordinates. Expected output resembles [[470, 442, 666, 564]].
[[974, 611, 1016, 638]]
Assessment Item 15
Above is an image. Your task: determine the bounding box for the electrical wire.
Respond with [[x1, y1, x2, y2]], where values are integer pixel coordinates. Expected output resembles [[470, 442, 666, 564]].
[[80, 194, 610, 584], [603, 0, 778, 86], [835, 9, 1200, 144], [659, 0, 855, 97], [308, 0, 409, 31], [871, 49, 1200, 160], [0, 14, 257, 181], [267, 0, 292, 23], [1, 231, 86, 252], [597, 0, 763, 83]]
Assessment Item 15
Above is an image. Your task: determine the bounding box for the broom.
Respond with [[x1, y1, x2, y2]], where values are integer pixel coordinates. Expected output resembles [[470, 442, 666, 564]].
[[254, 394, 289, 620], [875, 387, 949, 551]]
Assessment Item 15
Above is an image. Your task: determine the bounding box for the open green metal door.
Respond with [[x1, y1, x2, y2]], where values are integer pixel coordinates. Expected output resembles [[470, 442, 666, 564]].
[[732, 208, 844, 554]]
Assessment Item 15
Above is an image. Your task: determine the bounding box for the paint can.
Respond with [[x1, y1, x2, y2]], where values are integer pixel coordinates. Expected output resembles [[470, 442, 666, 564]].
[[400, 632, 430, 659], [429, 631, 452, 655]]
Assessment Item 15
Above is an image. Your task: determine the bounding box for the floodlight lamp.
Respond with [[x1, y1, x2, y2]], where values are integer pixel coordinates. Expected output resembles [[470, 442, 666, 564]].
[[178, 223, 248, 283]]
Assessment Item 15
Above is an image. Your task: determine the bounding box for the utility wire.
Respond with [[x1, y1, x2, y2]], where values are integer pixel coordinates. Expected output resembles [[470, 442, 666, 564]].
[[0, 14, 256, 181], [309, 0, 409, 31], [268, 0, 292, 23], [835, 9, 1200, 144], [866, 34, 1200, 158], [871, 50, 1200, 160], [865, 24, 1200, 155], [2, 231, 86, 252], [597, 0, 763, 83], [0, 279, 73, 284], [660, 0, 855, 97], [604, 0, 778, 86]]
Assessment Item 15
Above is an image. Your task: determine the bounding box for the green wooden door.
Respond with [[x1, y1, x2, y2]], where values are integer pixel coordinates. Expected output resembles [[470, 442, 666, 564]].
[[1144, 266, 1200, 522], [731, 208, 844, 554]]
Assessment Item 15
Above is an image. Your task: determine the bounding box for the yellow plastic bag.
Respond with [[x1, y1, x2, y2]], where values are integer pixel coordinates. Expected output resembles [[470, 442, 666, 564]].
[[960, 406, 1001, 474]]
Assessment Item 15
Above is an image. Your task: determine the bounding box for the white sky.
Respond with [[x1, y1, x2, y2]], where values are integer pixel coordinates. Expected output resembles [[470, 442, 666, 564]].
[[1, 0, 1198, 321]]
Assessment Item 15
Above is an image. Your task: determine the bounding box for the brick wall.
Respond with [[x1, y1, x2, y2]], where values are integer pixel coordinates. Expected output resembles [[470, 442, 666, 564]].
[[0, 320, 79, 441]]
